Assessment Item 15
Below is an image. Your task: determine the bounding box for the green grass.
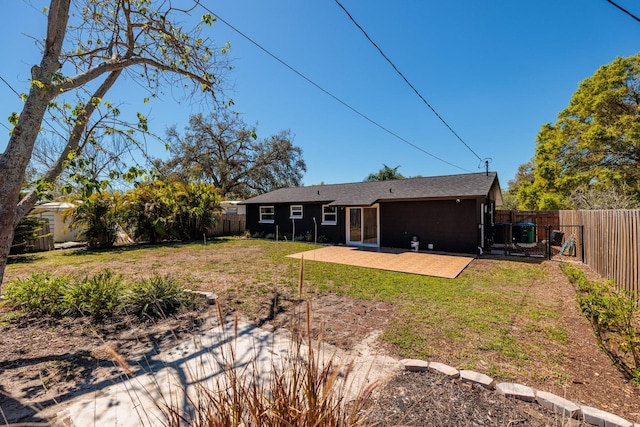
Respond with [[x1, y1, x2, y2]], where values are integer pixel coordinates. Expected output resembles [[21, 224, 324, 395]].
[[4, 238, 569, 382]]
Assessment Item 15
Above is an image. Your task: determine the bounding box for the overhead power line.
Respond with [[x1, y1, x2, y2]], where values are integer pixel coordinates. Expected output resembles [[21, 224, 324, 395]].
[[335, 0, 485, 163], [0, 75, 21, 132], [0, 75, 21, 98], [197, 4, 473, 173], [604, 0, 640, 23]]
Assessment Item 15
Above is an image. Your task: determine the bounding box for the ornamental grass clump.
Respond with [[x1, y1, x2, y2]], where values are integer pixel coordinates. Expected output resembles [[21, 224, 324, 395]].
[[159, 300, 377, 427], [155, 259, 378, 426]]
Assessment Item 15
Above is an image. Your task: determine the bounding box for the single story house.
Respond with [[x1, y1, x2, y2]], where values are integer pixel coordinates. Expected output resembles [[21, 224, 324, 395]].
[[241, 172, 502, 254]]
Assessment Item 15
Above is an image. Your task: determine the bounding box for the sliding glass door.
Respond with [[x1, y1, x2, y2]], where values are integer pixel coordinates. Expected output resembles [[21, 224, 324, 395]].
[[346, 206, 379, 246]]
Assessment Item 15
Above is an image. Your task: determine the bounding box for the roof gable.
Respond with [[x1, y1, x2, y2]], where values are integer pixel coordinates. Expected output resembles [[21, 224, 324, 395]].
[[242, 172, 501, 206]]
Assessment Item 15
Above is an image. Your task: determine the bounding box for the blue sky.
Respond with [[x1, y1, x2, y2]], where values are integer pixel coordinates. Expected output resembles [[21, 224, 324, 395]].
[[2, 0, 640, 189]]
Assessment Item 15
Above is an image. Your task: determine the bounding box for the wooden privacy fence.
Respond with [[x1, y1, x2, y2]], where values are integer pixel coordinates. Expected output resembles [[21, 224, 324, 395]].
[[209, 214, 246, 237], [559, 210, 640, 295], [24, 220, 54, 252]]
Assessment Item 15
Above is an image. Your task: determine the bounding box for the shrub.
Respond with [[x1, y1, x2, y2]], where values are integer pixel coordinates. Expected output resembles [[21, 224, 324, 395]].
[[11, 216, 47, 254], [65, 270, 123, 320], [562, 264, 640, 382], [66, 192, 123, 248], [172, 181, 221, 240], [127, 275, 195, 320], [122, 181, 173, 244], [4, 271, 197, 322], [122, 180, 221, 244], [4, 273, 71, 316]]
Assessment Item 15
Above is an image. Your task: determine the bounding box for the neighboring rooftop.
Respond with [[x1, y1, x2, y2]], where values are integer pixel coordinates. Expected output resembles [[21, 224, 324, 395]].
[[242, 172, 501, 206]]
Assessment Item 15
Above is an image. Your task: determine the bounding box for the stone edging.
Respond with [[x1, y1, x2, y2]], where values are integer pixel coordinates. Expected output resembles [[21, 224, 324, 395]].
[[400, 359, 639, 427]]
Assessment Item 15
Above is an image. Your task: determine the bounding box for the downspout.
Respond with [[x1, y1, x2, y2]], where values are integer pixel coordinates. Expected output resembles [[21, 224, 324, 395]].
[[480, 202, 485, 254]]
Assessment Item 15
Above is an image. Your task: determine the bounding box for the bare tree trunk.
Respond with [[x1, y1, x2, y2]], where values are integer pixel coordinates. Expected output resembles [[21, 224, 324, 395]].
[[0, 0, 224, 286], [0, 0, 70, 286]]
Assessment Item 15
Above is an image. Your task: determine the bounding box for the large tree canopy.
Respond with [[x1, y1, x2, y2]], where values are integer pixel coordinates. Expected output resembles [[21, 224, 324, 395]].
[[500, 160, 534, 210], [518, 54, 640, 209], [0, 0, 228, 284], [156, 111, 306, 199]]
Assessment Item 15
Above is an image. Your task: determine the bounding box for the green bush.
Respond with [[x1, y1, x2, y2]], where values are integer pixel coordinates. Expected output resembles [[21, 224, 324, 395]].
[[65, 270, 123, 320], [4, 271, 197, 322], [4, 273, 71, 316], [122, 180, 221, 244], [562, 263, 640, 382], [11, 216, 47, 254], [66, 192, 123, 248], [126, 275, 195, 320]]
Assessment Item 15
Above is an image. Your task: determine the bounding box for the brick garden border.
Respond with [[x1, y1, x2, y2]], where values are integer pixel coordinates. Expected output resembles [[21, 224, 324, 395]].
[[400, 359, 638, 427]]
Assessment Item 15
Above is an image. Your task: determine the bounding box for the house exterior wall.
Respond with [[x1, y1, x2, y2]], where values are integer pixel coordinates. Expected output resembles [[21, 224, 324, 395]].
[[379, 199, 480, 253], [245, 203, 344, 242], [246, 196, 495, 254]]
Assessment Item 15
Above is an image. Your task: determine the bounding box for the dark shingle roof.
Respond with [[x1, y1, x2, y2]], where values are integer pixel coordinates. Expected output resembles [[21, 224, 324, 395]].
[[242, 172, 501, 206]]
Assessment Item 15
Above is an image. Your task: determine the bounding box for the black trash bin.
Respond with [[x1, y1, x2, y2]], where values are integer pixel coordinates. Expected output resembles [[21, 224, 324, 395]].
[[493, 223, 512, 245], [551, 230, 564, 246]]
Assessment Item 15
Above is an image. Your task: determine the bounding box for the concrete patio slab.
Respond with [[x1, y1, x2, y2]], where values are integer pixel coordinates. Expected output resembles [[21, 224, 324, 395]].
[[46, 318, 399, 426], [287, 246, 475, 278]]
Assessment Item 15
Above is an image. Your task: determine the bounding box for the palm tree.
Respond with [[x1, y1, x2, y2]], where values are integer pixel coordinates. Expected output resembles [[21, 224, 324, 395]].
[[364, 164, 405, 182]]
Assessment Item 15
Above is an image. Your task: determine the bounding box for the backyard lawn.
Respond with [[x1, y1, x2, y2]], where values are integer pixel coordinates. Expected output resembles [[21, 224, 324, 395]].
[[1, 237, 639, 422]]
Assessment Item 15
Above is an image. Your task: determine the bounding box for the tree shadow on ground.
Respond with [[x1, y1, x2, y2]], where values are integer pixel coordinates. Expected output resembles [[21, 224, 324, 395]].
[[6, 254, 44, 265], [0, 313, 261, 425], [59, 237, 233, 257], [0, 384, 48, 425]]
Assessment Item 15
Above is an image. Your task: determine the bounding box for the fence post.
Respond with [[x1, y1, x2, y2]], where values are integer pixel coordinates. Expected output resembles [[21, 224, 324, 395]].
[[580, 224, 585, 263], [547, 225, 551, 260]]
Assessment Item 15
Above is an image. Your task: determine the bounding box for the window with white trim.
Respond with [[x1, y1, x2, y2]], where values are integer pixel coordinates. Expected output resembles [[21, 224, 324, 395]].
[[290, 205, 303, 219], [259, 206, 275, 223], [322, 205, 337, 225]]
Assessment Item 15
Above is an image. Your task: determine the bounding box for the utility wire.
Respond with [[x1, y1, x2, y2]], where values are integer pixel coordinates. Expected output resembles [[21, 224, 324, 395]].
[[335, 0, 484, 163], [0, 75, 21, 132], [0, 75, 22, 98], [604, 0, 640, 23], [0, 74, 67, 139], [197, 4, 473, 173]]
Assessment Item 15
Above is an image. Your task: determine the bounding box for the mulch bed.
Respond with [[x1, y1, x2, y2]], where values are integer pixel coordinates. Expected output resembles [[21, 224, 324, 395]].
[[366, 369, 588, 426]]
